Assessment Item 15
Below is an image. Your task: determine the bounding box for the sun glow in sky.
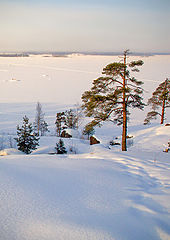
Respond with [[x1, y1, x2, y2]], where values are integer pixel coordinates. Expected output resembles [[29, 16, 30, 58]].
[[0, 0, 170, 52]]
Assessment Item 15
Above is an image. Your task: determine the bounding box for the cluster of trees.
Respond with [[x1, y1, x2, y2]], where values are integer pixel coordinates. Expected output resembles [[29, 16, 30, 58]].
[[15, 104, 93, 154], [55, 108, 96, 140], [55, 108, 82, 136], [55, 109, 77, 136], [15, 114, 68, 154], [14, 104, 82, 154], [14, 50, 170, 153]]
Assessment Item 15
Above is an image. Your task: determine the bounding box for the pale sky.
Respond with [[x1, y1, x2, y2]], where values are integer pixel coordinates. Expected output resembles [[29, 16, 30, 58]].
[[0, 0, 170, 53]]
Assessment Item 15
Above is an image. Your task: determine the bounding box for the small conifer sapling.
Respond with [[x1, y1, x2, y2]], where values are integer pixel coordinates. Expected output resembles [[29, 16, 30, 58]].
[[55, 139, 67, 154], [15, 116, 39, 154]]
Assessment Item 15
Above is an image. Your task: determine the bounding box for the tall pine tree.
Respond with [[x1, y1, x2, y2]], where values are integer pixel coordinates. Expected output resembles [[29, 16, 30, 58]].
[[15, 116, 39, 154], [82, 50, 145, 151], [144, 78, 170, 124]]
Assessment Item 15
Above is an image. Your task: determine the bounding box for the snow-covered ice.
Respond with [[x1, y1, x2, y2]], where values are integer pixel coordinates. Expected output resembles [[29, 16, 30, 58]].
[[0, 54, 170, 104]]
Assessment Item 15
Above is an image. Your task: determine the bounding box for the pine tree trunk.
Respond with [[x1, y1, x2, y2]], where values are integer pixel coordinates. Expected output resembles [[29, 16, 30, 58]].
[[37, 115, 41, 136], [161, 99, 165, 124], [122, 51, 127, 151], [122, 102, 127, 151], [160, 79, 167, 124], [37, 122, 40, 136]]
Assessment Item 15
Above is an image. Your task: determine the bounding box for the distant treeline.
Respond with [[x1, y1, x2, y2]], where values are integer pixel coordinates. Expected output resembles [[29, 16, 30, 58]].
[[0, 53, 29, 57]]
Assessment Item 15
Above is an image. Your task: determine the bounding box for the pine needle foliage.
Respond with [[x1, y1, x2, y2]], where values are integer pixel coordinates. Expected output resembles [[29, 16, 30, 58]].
[[82, 50, 145, 151], [64, 109, 79, 129], [15, 116, 39, 154], [82, 123, 95, 140], [55, 112, 66, 137], [144, 78, 170, 124]]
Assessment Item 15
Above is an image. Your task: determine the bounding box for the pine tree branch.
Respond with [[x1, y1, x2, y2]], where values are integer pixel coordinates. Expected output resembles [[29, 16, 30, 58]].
[[126, 83, 144, 90], [110, 79, 123, 86]]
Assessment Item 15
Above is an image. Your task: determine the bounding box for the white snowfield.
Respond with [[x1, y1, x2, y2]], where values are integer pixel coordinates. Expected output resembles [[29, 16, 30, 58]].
[[0, 54, 170, 240], [0, 124, 170, 240]]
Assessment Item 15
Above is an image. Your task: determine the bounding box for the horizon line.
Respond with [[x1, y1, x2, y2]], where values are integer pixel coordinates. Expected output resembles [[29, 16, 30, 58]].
[[0, 51, 170, 57]]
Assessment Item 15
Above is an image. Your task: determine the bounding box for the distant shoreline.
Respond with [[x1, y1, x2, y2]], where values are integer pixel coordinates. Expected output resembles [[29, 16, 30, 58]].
[[0, 53, 29, 57], [0, 52, 170, 57]]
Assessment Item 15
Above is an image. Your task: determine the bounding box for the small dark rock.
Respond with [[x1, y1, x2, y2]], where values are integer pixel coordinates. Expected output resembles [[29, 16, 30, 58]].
[[109, 140, 120, 146], [90, 136, 100, 145], [61, 130, 72, 138]]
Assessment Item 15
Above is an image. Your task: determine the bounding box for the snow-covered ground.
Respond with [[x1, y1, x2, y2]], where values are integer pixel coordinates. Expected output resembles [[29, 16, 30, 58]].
[[0, 129, 170, 240], [0, 54, 170, 240]]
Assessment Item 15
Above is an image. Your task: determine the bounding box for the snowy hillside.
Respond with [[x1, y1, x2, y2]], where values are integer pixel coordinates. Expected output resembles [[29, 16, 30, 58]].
[[0, 54, 170, 240], [0, 125, 170, 240]]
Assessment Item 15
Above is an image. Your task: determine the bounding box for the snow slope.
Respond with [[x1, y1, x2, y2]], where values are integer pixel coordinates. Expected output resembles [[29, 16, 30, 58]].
[[0, 125, 170, 240]]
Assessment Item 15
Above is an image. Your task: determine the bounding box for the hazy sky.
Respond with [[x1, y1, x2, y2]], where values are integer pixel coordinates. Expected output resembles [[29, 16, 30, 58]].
[[0, 0, 170, 52]]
